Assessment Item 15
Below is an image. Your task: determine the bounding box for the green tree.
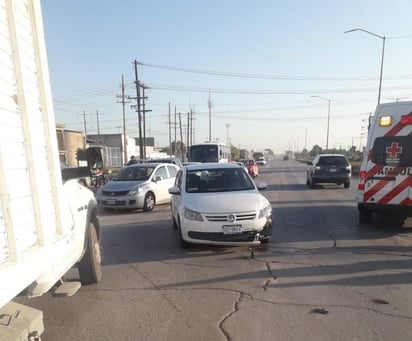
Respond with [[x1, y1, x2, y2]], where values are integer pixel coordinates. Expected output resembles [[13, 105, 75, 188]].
[[231, 145, 240, 160]]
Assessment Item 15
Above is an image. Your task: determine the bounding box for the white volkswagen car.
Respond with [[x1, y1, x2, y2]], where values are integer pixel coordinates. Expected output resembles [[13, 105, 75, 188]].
[[169, 163, 273, 247], [96, 163, 178, 211]]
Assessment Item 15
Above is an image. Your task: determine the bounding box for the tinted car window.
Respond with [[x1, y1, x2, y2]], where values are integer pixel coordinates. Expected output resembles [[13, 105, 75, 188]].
[[372, 136, 412, 167], [116, 166, 154, 181], [317, 156, 348, 166], [186, 168, 255, 193]]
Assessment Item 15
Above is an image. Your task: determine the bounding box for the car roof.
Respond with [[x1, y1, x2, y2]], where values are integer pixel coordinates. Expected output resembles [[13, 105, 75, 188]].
[[184, 162, 239, 171], [126, 162, 172, 168]]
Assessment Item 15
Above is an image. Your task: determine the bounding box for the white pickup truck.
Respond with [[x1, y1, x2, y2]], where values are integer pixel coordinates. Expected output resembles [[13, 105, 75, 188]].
[[0, 0, 102, 339]]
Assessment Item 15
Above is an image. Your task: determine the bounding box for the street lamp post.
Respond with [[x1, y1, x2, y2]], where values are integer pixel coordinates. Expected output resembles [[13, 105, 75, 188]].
[[311, 95, 331, 150], [344, 28, 386, 104]]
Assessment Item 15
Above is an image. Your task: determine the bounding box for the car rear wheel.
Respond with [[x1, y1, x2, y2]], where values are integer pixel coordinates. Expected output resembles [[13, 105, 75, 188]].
[[143, 192, 155, 212], [344, 181, 350, 189]]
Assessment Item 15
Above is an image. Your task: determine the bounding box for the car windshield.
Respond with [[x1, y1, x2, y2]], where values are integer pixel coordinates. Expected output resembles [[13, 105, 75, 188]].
[[185, 168, 255, 193], [115, 166, 154, 181]]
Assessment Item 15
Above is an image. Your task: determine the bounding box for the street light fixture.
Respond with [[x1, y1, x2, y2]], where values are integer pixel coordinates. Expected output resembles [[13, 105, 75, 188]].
[[344, 28, 386, 104], [311, 95, 331, 150]]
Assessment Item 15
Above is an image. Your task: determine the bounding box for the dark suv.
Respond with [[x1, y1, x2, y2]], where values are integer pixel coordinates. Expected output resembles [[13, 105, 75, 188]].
[[306, 154, 352, 188]]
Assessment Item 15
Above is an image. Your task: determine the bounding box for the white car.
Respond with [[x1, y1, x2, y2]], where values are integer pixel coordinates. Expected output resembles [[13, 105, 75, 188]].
[[169, 163, 273, 247], [96, 163, 179, 211]]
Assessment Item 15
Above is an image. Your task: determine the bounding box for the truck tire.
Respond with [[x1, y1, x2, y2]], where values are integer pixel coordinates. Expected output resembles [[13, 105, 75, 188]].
[[78, 222, 102, 285]]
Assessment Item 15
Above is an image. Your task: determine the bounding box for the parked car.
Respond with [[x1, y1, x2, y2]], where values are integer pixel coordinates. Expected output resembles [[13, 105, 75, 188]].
[[306, 154, 352, 188], [96, 163, 179, 211], [169, 163, 273, 247], [244, 159, 259, 178]]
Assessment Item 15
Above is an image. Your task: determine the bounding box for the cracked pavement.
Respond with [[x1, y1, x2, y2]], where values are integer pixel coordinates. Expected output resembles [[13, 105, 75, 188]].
[[16, 160, 412, 341]]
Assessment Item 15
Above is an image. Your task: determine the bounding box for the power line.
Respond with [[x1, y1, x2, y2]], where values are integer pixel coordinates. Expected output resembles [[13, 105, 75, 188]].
[[137, 60, 412, 81]]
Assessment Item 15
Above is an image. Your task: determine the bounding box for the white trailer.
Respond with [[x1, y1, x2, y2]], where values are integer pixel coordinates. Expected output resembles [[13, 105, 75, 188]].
[[0, 0, 102, 339]]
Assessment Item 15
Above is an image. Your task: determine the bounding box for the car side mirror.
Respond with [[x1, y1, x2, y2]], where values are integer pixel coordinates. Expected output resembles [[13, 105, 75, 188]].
[[168, 186, 180, 195]]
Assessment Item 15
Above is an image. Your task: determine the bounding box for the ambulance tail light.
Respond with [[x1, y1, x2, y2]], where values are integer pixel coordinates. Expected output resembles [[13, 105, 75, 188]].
[[401, 114, 412, 125], [358, 170, 366, 191]]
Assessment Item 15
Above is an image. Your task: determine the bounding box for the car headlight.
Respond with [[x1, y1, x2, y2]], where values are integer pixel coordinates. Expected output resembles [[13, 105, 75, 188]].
[[258, 203, 272, 219], [183, 207, 203, 221], [129, 186, 143, 196]]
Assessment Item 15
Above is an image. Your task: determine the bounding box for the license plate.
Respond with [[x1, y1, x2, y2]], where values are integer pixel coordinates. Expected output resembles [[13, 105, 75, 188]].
[[107, 199, 116, 205], [328, 168, 337, 172], [222, 225, 242, 234]]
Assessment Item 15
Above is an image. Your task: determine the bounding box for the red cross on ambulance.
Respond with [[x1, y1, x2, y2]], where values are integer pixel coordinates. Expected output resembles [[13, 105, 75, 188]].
[[386, 142, 402, 159]]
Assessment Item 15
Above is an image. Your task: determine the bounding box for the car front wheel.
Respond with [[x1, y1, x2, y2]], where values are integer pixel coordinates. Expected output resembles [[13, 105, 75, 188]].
[[177, 218, 191, 248], [143, 192, 155, 212]]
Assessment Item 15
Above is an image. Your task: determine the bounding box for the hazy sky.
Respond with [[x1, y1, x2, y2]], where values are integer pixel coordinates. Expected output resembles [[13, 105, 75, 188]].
[[41, 0, 412, 153]]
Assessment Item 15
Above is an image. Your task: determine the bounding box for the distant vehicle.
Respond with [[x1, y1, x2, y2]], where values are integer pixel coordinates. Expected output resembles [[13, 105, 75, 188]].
[[252, 151, 264, 161], [244, 159, 259, 178], [283, 155, 289, 161], [169, 163, 273, 247], [306, 154, 352, 189], [256, 156, 266, 166], [187, 142, 231, 163], [357, 101, 412, 226], [96, 163, 179, 211]]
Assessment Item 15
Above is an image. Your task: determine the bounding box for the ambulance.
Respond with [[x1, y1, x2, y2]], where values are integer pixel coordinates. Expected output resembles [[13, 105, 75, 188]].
[[357, 101, 412, 226]]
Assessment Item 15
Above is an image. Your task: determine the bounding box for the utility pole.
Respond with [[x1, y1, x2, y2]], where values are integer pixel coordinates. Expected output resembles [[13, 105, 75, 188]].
[[168, 102, 172, 156], [133, 60, 143, 160], [179, 112, 184, 161], [174, 106, 177, 156], [208, 92, 212, 142], [96, 110, 101, 137], [83, 110, 87, 148], [140, 84, 151, 160], [116, 74, 130, 164]]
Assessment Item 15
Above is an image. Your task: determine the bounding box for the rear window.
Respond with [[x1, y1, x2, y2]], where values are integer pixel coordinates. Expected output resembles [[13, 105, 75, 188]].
[[371, 136, 412, 167], [317, 156, 348, 166]]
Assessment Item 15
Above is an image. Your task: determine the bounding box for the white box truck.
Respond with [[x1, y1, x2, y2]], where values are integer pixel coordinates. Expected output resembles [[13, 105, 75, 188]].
[[0, 0, 102, 339]]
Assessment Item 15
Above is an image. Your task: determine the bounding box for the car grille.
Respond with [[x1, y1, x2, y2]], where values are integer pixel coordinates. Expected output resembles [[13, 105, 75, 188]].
[[101, 190, 130, 196], [188, 230, 258, 242], [205, 213, 256, 222]]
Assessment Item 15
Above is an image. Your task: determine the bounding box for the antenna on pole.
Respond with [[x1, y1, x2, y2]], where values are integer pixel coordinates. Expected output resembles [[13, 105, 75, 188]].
[[208, 91, 212, 142]]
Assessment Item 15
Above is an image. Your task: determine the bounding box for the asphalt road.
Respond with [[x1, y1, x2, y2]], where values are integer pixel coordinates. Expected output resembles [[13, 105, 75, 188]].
[[17, 159, 412, 341]]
